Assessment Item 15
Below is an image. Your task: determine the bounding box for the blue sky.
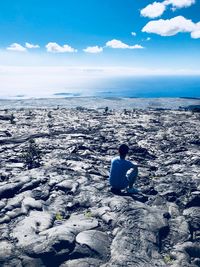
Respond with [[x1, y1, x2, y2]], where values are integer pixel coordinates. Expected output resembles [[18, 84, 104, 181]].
[[0, 0, 200, 97]]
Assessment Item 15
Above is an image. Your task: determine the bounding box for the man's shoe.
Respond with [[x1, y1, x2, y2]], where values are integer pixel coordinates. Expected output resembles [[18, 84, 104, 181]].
[[111, 188, 121, 194]]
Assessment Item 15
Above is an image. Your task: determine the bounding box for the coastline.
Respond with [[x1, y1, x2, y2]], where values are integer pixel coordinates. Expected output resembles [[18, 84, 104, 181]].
[[0, 96, 200, 110]]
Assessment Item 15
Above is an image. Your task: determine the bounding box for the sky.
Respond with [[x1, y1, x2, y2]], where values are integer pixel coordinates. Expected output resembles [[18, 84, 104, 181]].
[[0, 0, 200, 97]]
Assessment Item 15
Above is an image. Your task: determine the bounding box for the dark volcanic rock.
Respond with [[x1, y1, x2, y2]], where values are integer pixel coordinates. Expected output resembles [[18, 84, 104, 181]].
[[0, 182, 24, 199], [103, 199, 168, 267], [185, 195, 200, 208], [0, 108, 199, 266]]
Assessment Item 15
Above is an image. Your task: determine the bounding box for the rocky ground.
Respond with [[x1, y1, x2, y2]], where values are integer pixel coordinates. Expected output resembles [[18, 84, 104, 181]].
[[0, 107, 199, 267]]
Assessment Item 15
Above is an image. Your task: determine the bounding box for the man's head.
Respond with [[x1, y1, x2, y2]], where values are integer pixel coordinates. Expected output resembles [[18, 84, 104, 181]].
[[119, 144, 129, 158]]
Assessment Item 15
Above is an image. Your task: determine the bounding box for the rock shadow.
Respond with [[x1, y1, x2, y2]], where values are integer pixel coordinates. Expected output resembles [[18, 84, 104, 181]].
[[110, 188, 148, 203]]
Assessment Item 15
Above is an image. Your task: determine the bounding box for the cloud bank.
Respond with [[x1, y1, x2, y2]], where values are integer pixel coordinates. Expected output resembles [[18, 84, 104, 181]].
[[4, 41, 145, 53]]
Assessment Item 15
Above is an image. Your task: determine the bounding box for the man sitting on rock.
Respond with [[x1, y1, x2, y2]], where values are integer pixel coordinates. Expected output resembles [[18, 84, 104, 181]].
[[109, 144, 139, 194]]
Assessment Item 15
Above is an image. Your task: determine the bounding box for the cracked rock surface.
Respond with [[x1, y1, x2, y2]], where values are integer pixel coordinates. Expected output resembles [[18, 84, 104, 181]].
[[0, 107, 199, 266]]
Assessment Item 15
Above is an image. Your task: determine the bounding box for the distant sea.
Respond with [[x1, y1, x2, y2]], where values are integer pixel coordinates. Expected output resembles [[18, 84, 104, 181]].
[[93, 76, 200, 98], [1, 76, 200, 99], [0, 76, 200, 109]]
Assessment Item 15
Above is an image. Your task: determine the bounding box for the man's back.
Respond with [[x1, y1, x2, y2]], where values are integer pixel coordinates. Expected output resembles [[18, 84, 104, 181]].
[[109, 156, 135, 189]]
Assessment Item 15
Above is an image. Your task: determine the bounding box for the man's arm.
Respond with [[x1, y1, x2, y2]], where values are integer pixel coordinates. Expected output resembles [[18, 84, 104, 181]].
[[130, 162, 138, 176]]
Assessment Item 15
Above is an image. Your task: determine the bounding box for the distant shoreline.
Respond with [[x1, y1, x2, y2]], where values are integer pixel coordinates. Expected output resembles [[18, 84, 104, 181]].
[[179, 96, 200, 100], [0, 96, 200, 101], [0, 97, 200, 111]]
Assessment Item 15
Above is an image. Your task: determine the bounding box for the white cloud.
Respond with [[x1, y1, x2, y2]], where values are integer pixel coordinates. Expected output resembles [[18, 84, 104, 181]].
[[132, 44, 144, 49], [83, 46, 103, 53], [164, 0, 195, 9], [46, 42, 77, 53], [191, 30, 200, 38], [191, 22, 200, 38], [131, 32, 137, 36], [142, 16, 195, 36], [141, 2, 166, 18], [106, 39, 144, 49], [7, 43, 27, 52], [141, 0, 195, 18], [25, 42, 40, 49]]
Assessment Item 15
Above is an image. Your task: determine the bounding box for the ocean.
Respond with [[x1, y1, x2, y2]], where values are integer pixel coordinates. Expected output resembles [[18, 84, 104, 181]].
[[1, 75, 200, 99], [0, 76, 200, 110], [93, 76, 200, 98]]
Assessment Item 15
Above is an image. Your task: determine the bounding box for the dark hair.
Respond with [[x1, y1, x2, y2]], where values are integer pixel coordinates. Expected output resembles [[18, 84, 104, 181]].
[[119, 144, 129, 155]]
